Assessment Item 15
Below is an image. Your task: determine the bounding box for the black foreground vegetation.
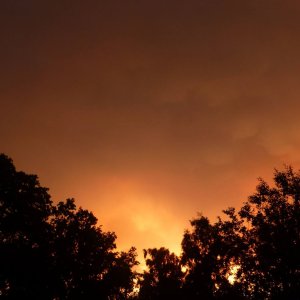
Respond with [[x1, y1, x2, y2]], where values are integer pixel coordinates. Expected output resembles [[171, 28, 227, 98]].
[[1, 154, 300, 299]]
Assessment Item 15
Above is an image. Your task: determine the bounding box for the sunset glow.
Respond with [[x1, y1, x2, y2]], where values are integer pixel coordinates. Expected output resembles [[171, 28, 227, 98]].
[[1, 0, 300, 265]]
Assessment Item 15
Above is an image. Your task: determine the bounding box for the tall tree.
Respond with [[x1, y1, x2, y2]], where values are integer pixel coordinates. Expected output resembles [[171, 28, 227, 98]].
[[181, 215, 244, 300], [0, 154, 138, 299], [136, 166, 300, 299], [181, 216, 218, 299], [0, 154, 54, 298], [236, 166, 300, 299]]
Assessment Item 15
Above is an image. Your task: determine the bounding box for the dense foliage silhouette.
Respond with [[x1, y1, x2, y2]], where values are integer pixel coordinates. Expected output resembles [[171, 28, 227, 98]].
[[139, 166, 300, 300], [235, 167, 300, 299], [138, 248, 183, 300], [1, 153, 300, 299], [0, 154, 138, 299]]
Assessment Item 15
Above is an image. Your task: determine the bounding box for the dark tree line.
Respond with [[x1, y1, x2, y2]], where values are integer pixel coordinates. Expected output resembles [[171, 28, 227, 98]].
[[1, 154, 300, 299]]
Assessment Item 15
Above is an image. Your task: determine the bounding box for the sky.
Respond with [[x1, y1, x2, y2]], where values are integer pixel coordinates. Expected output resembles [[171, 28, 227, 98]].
[[1, 0, 300, 258]]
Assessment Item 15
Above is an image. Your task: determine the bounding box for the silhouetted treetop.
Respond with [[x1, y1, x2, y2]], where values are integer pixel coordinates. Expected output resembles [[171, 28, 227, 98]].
[[0, 154, 138, 299], [235, 166, 300, 299], [2, 153, 300, 299], [139, 166, 300, 300], [139, 247, 183, 300]]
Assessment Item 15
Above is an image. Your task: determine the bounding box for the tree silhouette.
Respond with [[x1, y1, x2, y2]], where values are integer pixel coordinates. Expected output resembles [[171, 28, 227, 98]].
[[181, 216, 218, 299], [235, 166, 300, 299], [138, 247, 183, 300], [0, 154, 138, 299], [181, 215, 244, 300], [138, 166, 300, 299], [2, 153, 300, 299], [0, 154, 54, 298]]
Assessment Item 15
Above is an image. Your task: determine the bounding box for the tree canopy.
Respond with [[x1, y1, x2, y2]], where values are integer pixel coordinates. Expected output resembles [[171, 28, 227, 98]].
[[138, 166, 300, 299], [1, 153, 300, 299], [0, 154, 138, 299]]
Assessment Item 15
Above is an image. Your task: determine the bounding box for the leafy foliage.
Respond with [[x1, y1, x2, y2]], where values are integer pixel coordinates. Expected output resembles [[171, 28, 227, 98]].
[[2, 153, 300, 299], [139, 248, 183, 300], [139, 166, 300, 299], [0, 154, 138, 299], [236, 167, 300, 299]]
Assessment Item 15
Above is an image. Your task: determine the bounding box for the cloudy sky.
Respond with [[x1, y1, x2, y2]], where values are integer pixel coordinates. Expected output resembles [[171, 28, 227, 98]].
[[1, 0, 300, 257]]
